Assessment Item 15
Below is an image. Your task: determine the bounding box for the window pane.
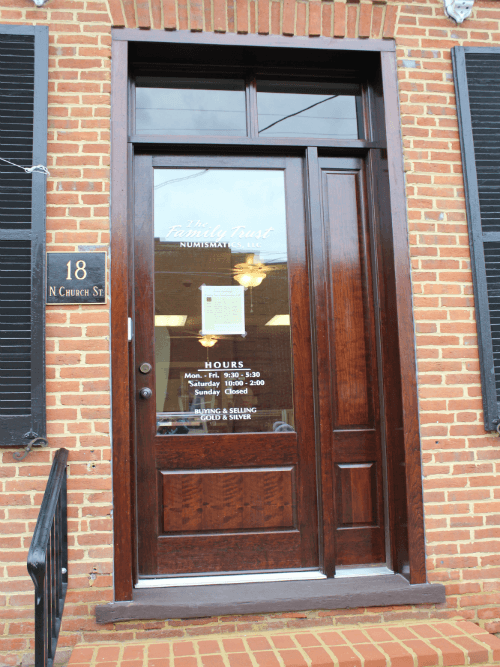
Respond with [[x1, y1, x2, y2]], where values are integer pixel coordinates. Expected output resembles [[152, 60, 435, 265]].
[[154, 168, 294, 435], [257, 81, 359, 139], [136, 77, 246, 136]]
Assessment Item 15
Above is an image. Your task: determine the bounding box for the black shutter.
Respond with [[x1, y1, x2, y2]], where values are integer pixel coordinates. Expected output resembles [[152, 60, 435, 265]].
[[453, 47, 500, 431], [0, 26, 48, 446]]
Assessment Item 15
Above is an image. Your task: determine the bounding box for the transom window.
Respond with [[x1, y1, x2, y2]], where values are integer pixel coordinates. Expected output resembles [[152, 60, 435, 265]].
[[135, 75, 361, 139]]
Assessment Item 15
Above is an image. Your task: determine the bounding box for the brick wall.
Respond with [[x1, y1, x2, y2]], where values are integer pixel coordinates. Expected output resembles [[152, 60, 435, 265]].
[[1, 1, 500, 666], [0, 2, 113, 665]]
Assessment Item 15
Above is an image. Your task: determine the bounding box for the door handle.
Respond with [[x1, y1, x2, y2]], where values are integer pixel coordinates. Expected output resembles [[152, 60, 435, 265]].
[[139, 387, 152, 400]]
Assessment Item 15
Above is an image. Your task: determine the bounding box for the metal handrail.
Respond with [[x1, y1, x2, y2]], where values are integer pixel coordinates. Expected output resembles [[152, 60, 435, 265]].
[[27, 448, 69, 667]]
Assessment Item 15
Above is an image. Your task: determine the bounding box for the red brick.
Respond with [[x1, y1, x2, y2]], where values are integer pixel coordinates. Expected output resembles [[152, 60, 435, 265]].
[[247, 638, 273, 651], [450, 635, 489, 663], [201, 656, 224, 667], [68, 646, 95, 664], [271, 636, 295, 649], [282, 0, 295, 35], [213, 0, 227, 31], [377, 642, 413, 667], [277, 650, 307, 667], [325, 645, 361, 667], [346, 4, 357, 38], [322, 2, 332, 37], [350, 643, 385, 667], [358, 3, 371, 38], [401, 639, 439, 667], [148, 643, 170, 659], [308, 1, 321, 37], [96, 646, 120, 661], [383, 4, 398, 39], [294, 634, 321, 647], [258, 0, 269, 33], [333, 2, 345, 38], [198, 641, 220, 655], [173, 659, 197, 667], [427, 638, 466, 665], [251, 652, 280, 667], [318, 632, 347, 646], [227, 655, 252, 667]]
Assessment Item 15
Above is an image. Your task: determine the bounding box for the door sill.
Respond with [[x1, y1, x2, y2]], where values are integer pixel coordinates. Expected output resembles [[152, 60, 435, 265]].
[[97, 574, 446, 623], [135, 570, 327, 589]]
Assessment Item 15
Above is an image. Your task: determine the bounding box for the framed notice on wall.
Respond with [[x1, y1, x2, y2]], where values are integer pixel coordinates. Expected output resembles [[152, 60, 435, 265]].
[[46, 251, 107, 305]]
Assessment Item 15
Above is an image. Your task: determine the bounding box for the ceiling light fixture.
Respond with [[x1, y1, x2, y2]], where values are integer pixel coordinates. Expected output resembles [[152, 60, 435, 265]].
[[233, 269, 266, 288], [233, 256, 268, 288], [199, 335, 218, 348], [233, 257, 268, 312]]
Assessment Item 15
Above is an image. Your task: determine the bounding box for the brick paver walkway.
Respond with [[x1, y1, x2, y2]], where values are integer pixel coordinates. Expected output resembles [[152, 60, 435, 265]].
[[68, 620, 500, 667]]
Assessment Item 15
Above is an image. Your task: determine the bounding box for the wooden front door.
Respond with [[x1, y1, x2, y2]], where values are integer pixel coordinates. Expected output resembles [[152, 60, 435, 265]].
[[134, 154, 319, 577], [133, 152, 388, 580]]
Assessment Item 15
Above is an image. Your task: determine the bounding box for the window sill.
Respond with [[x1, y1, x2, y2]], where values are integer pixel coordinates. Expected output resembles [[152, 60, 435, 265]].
[[95, 574, 445, 623]]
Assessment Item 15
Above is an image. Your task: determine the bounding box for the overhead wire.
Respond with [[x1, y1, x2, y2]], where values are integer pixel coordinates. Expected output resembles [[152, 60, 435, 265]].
[[258, 95, 339, 134], [154, 169, 209, 189]]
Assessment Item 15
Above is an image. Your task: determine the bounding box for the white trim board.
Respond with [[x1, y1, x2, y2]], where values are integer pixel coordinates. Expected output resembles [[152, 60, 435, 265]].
[[334, 566, 394, 578], [135, 570, 327, 589]]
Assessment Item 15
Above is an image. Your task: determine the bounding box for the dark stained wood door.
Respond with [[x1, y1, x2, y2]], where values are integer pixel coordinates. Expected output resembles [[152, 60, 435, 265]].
[[313, 156, 387, 570], [134, 154, 319, 577], [133, 152, 390, 580]]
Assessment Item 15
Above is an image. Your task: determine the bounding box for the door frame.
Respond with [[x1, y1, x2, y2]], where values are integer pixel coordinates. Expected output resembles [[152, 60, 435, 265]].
[[110, 30, 426, 603]]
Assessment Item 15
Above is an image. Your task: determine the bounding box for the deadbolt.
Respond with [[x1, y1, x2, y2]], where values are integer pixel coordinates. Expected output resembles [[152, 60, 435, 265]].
[[139, 387, 152, 400], [139, 362, 152, 374]]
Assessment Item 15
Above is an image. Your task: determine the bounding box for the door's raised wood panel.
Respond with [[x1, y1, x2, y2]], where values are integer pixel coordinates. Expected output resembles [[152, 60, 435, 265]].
[[155, 432, 297, 468], [333, 429, 377, 460], [333, 526, 385, 566], [161, 467, 296, 533], [336, 463, 377, 527], [157, 531, 301, 573], [324, 172, 371, 430]]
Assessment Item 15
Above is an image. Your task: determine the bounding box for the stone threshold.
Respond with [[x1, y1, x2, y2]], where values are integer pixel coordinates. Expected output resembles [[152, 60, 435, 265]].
[[68, 620, 500, 667], [96, 574, 445, 623]]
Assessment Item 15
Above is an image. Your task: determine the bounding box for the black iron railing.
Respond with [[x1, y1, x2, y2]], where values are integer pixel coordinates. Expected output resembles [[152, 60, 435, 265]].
[[27, 448, 69, 667]]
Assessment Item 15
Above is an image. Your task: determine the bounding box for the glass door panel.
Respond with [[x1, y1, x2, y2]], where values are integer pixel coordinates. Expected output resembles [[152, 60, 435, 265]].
[[153, 168, 294, 435]]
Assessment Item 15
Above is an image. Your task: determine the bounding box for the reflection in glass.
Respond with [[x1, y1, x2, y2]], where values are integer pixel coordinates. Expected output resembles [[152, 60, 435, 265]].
[[257, 82, 359, 138], [153, 168, 294, 434], [136, 77, 246, 136]]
